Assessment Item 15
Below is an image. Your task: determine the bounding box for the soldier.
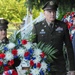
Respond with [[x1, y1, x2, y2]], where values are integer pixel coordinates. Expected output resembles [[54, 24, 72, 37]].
[[0, 18, 9, 44], [0, 18, 21, 74], [32, 0, 75, 75]]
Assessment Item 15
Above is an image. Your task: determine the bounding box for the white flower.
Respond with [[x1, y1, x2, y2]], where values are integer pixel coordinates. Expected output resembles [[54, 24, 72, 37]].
[[33, 49, 42, 56], [41, 61, 47, 72], [4, 51, 13, 61], [20, 59, 30, 67], [33, 56, 41, 63], [71, 29, 75, 35], [24, 42, 32, 50], [17, 48, 26, 57], [7, 42, 15, 49], [66, 15, 70, 22], [3, 60, 7, 65], [30, 68, 40, 75]]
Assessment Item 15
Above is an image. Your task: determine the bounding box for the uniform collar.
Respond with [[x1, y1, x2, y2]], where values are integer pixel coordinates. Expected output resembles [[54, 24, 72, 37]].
[[0, 37, 9, 44], [45, 19, 54, 27], [46, 19, 54, 25], [0, 39, 6, 43]]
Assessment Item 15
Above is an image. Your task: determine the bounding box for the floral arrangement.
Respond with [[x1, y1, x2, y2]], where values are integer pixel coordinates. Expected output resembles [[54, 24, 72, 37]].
[[62, 12, 75, 29], [0, 31, 57, 75]]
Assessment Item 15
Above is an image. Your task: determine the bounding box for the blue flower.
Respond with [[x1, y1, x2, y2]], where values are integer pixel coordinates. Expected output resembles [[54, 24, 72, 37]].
[[4, 47, 8, 51], [25, 55, 31, 60], [8, 70, 12, 74], [32, 57, 36, 60], [14, 56, 18, 58], [28, 48, 34, 55], [33, 64, 36, 68], [4, 64, 7, 66], [17, 39, 20, 45], [70, 15, 72, 18], [42, 57, 46, 61], [47, 64, 50, 71], [40, 69, 44, 75], [47, 67, 50, 71]]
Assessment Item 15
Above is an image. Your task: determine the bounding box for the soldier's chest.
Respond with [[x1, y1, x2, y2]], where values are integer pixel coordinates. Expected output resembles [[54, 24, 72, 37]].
[[37, 26, 64, 39]]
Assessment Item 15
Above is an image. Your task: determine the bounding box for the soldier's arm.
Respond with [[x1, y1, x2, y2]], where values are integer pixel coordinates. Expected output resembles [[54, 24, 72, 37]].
[[64, 24, 75, 71]]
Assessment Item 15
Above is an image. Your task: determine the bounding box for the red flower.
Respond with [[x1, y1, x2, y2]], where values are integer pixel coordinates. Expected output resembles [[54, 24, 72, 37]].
[[0, 61, 3, 66], [24, 51, 30, 57], [64, 15, 66, 18], [37, 62, 41, 68], [30, 60, 34, 66], [0, 53, 5, 59], [21, 39, 27, 45], [70, 34, 72, 41], [12, 70, 18, 75], [29, 74, 32, 75], [71, 12, 75, 16], [4, 66, 9, 71], [8, 60, 14, 66], [40, 52, 45, 58], [3, 71, 9, 75], [66, 22, 73, 29], [12, 49, 17, 56]]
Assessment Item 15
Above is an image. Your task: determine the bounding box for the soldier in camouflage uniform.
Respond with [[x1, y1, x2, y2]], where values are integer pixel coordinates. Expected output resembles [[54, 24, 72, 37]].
[[32, 0, 75, 75]]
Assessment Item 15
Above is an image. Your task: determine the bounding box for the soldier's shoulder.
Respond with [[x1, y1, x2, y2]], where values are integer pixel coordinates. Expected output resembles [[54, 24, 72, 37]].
[[55, 19, 67, 26], [55, 19, 65, 24], [34, 20, 44, 26], [55, 19, 68, 30]]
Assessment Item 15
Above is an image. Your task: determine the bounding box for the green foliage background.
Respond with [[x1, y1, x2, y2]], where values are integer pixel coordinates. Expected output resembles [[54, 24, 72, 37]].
[[0, 0, 74, 37], [0, 0, 42, 23], [0, 0, 74, 22], [0, 0, 27, 22]]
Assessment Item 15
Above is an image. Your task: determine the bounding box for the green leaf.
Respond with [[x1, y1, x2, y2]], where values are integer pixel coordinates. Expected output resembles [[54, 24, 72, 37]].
[[37, 42, 58, 63]]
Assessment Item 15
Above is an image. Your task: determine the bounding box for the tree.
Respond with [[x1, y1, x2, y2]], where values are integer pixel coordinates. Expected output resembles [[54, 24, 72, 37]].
[[0, 0, 27, 22], [0, 0, 74, 22], [26, 0, 75, 20]]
